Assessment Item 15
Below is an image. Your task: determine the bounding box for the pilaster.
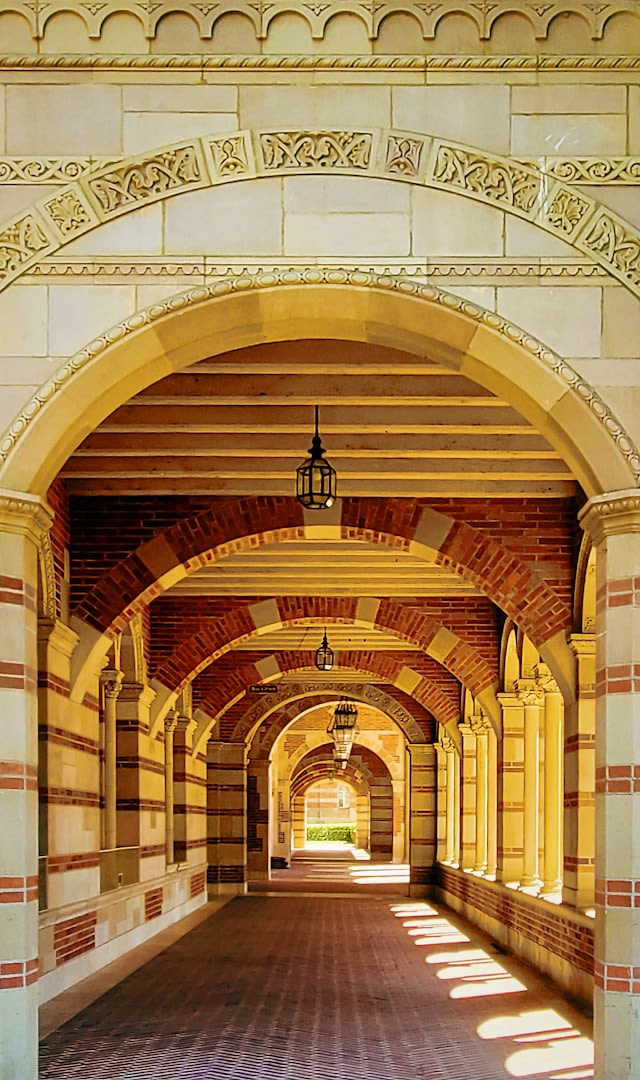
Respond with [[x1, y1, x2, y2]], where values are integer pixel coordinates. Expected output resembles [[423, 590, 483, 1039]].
[[207, 740, 247, 896], [496, 692, 525, 885], [247, 757, 271, 881], [579, 490, 640, 1080], [0, 491, 53, 1080], [459, 723, 476, 871], [407, 743, 436, 896], [515, 680, 544, 893], [565, 633, 596, 910], [536, 663, 564, 900]]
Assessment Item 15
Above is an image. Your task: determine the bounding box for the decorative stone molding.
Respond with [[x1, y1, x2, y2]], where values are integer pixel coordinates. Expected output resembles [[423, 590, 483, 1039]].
[[0, 1, 637, 43], [469, 712, 490, 735], [21, 257, 610, 282], [534, 663, 560, 696], [4, 155, 640, 188], [2, 128, 640, 302], [100, 668, 124, 699], [3, 53, 640, 73], [0, 488, 54, 539], [579, 490, 640, 545], [2, 267, 638, 486], [39, 528, 57, 620], [232, 680, 426, 745], [515, 680, 545, 708]]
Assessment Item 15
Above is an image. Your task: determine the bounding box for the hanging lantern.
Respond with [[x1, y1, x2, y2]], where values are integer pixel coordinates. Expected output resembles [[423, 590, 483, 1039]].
[[315, 628, 334, 672], [296, 405, 337, 510], [327, 697, 358, 761]]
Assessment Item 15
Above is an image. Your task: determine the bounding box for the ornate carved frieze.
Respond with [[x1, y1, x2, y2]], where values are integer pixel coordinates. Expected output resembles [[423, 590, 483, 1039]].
[[580, 210, 640, 290], [42, 188, 98, 240], [259, 131, 372, 172], [207, 135, 252, 179], [385, 135, 425, 179], [0, 211, 53, 283], [0, 0, 637, 44], [432, 144, 541, 216], [544, 158, 640, 185], [544, 187, 595, 239], [87, 144, 206, 217], [0, 157, 92, 182]]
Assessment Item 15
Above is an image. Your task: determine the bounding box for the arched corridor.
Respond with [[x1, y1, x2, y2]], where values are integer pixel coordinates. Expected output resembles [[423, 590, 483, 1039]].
[[2, 5, 640, 1078]]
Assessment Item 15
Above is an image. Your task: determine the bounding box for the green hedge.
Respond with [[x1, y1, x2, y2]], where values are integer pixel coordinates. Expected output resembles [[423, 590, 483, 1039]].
[[306, 824, 355, 843]]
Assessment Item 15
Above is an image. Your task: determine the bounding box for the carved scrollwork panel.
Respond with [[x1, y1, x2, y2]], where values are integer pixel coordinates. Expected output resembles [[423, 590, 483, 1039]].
[[205, 133, 254, 181], [259, 131, 374, 172], [431, 143, 541, 217], [541, 185, 596, 240], [579, 209, 640, 290], [0, 211, 54, 285], [87, 143, 207, 218], [384, 134, 426, 179], [0, 157, 92, 182], [545, 158, 640, 185]]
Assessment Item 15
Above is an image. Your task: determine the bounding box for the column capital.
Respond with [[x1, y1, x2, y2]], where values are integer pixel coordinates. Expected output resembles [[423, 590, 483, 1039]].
[[406, 742, 436, 762], [0, 488, 53, 543], [579, 488, 640, 546], [38, 617, 79, 658], [534, 663, 560, 696], [164, 713, 178, 735], [469, 711, 490, 735], [497, 690, 522, 709], [439, 731, 456, 754], [100, 668, 124, 699], [569, 632, 596, 659], [514, 679, 544, 707]]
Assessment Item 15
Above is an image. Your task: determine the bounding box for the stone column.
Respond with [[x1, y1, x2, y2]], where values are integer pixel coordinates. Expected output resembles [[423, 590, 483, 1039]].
[[435, 740, 447, 863], [0, 491, 52, 1080], [486, 726, 498, 879], [496, 692, 525, 885], [174, 715, 206, 868], [459, 723, 476, 870], [271, 775, 291, 867], [516, 680, 543, 892], [406, 743, 436, 896], [442, 734, 458, 865], [580, 491, 640, 1080], [536, 664, 564, 899], [99, 668, 123, 851], [564, 633, 596, 910], [247, 757, 270, 880], [164, 714, 177, 866], [207, 740, 247, 895], [116, 682, 162, 881], [470, 713, 489, 875]]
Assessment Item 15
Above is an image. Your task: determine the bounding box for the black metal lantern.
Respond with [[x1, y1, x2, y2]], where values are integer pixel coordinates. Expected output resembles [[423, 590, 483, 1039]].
[[327, 697, 358, 760], [296, 405, 336, 510], [315, 628, 334, 672]]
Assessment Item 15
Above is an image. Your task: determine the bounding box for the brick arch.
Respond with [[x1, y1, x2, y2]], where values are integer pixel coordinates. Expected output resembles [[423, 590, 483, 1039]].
[[69, 495, 573, 704], [248, 693, 432, 764], [150, 595, 498, 725], [291, 742, 395, 858], [243, 685, 432, 756], [190, 650, 460, 755]]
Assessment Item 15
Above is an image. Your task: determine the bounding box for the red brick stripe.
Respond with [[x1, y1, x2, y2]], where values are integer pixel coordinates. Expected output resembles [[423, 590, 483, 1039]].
[[595, 765, 640, 794], [41, 788, 100, 807], [0, 761, 38, 791], [0, 662, 36, 692], [54, 912, 97, 966], [47, 853, 101, 874], [596, 665, 640, 695], [39, 725, 99, 755], [594, 960, 640, 993], [37, 673, 71, 698], [595, 878, 640, 908], [0, 958, 38, 989], [0, 876, 38, 903], [598, 577, 640, 609]]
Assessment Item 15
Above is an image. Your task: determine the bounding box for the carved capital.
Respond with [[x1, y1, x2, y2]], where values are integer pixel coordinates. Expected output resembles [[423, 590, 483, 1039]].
[[469, 711, 490, 735], [439, 731, 456, 753], [165, 713, 178, 735], [514, 679, 544, 708], [579, 489, 640, 546], [0, 488, 53, 543], [100, 668, 123, 699], [534, 663, 560, 696]]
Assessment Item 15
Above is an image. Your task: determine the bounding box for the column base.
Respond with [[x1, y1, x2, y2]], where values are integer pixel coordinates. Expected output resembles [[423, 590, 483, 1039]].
[[208, 882, 247, 898], [408, 883, 430, 898], [519, 877, 542, 895]]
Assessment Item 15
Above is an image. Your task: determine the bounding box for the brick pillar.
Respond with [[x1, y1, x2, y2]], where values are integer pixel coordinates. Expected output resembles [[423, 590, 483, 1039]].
[[174, 716, 206, 868], [207, 741, 246, 895], [291, 793, 305, 850], [435, 741, 447, 863], [515, 680, 543, 892], [0, 491, 52, 1080], [99, 668, 123, 851], [407, 744, 436, 896], [247, 757, 270, 880], [486, 726, 497, 879], [459, 723, 476, 870], [536, 664, 564, 899], [470, 713, 489, 875], [272, 775, 291, 867], [164, 714, 177, 866], [564, 633, 596, 910], [116, 682, 164, 881], [580, 491, 640, 1080], [496, 692, 525, 885]]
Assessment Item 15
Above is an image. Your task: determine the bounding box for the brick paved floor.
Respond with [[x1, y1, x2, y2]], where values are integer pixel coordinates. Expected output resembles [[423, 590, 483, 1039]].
[[40, 876, 594, 1080]]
